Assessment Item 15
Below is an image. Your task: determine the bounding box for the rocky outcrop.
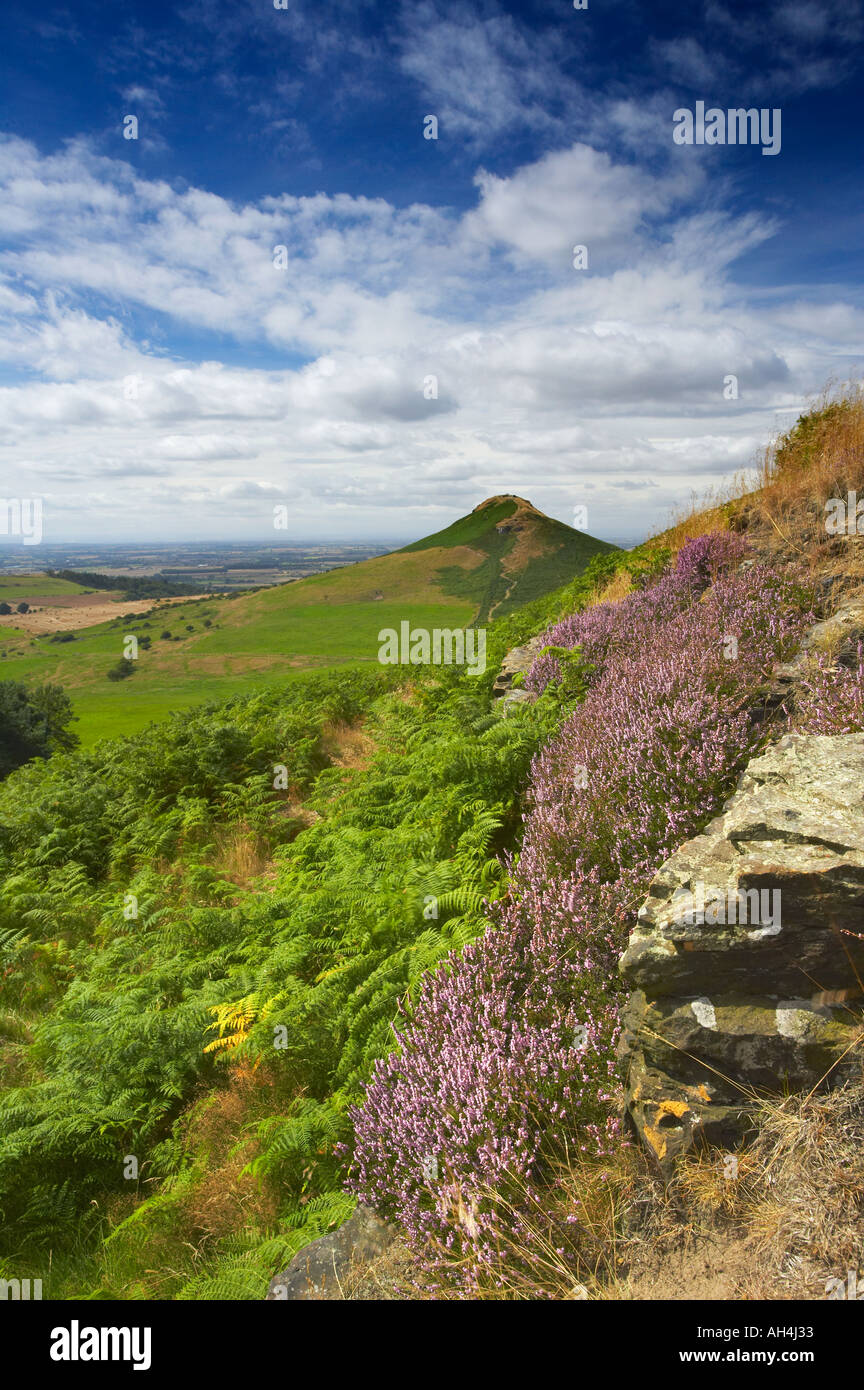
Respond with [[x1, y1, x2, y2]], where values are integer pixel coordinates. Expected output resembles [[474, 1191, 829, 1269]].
[[773, 594, 864, 684], [491, 635, 544, 700], [266, 1205, 396, 1300], [619, 733, 864, 1167]]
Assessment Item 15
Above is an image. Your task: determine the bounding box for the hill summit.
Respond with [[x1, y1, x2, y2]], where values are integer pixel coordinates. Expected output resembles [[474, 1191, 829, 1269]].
[[398, 493, 617, 621]]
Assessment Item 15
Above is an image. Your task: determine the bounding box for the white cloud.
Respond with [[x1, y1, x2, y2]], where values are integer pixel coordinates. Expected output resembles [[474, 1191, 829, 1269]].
[[0, 132, 858, 542], [155, 434, 256, 461], [219, 479, 293, 499], [398, 2, 586, 143], [466, 146, 682, 267]]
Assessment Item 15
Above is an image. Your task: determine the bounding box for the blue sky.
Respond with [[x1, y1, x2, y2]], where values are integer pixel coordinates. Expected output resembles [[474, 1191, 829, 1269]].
[[0, 0, 862, 544]]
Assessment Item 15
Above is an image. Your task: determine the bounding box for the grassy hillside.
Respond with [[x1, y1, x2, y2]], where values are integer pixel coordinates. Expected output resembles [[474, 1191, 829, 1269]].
[[0, 575, 94, 601], [0, 497, 614, 745], [0, 591, 474, 744], [0, 547, 638, 1299]]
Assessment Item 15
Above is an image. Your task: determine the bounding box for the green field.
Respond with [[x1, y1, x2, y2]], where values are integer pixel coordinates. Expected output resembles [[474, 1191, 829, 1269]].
[[0, 574, 96, 601], [0, 579, 475, 745]]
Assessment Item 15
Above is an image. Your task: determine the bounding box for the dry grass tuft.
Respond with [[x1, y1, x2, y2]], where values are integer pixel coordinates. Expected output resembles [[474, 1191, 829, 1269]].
[[758, 384, 864, 525], [173, 1062, 284, 1245], [211, 823, 271, 887], [595, 567, 635, 606], [732, 1081, 864, 1297], [320, 718, 375, 770], [612, 1079, 864, 1301], [653, 486, 748, 556]]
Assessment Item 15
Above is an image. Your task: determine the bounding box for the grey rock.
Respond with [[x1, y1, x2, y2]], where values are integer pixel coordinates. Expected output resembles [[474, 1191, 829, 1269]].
[[491, 635, 546, 698], [619, 733, 864, 1167], [266, 1205, 396, 1300], [498, 687, 536, 716]]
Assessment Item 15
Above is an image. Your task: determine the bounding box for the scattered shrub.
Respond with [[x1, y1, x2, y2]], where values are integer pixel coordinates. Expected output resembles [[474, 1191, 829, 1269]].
[[106, 661, 135, 682]]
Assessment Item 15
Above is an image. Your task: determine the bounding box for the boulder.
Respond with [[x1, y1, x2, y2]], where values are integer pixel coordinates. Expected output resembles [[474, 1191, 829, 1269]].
[[491, 635, 545, 699], [498, 688, 536, 717], [266, 1205, 396, 1300], [619, 733, 864, 1167]]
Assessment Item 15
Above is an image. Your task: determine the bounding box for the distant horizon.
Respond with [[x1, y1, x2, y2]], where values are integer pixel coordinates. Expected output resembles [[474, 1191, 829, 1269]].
[[0, 534, 642, 546], [0, 495, 644, 552], [0, 527, 644, 553]]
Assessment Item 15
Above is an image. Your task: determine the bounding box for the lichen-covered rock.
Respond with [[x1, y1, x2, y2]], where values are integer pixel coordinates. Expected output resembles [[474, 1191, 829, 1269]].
[[491, 635, 545, 698], [266, 1205, 395, 1300], [619, 733, 864, 1167], [498, 687, 536, 717]]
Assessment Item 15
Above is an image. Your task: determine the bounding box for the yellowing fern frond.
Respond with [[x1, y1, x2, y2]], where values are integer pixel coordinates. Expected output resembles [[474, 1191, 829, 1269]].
[[203, 996, 259, 1056]]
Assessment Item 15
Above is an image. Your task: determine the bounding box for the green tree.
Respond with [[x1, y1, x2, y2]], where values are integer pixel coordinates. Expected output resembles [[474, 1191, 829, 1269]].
[[0, 680, 78, 778]]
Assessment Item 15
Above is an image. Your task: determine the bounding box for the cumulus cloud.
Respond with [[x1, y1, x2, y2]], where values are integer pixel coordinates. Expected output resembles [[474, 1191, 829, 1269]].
[[0, 130, 859, 544], [466, 146, 691, 267]]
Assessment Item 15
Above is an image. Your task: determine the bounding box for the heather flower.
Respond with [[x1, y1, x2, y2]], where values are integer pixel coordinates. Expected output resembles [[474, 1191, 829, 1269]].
[[525, 534, 746, 697], [791, 641, 864, 734], [347, 552, 812, 1292], [673, 530, 748, 591]]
